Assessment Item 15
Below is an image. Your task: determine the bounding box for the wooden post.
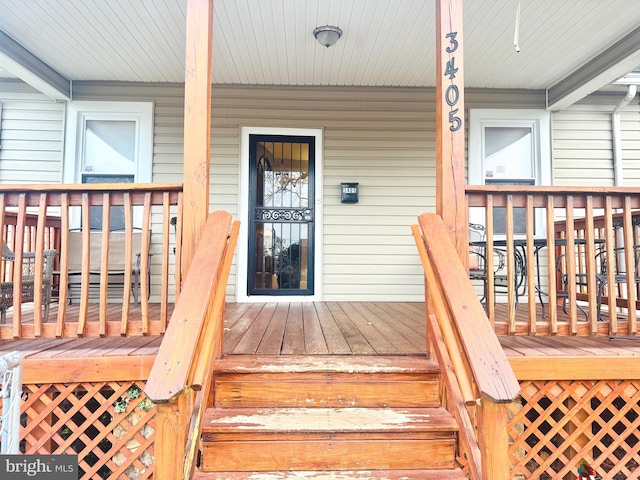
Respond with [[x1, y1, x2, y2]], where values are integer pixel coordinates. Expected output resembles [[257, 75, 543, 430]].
[[435, 0, 468, 266], [154, 393, 192, 480], [182, 0, 213, 278], [477, 395, 512, 479]]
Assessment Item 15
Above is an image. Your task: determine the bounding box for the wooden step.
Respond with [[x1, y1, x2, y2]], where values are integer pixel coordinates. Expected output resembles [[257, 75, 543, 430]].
[[200, 407, 457, 472], [213, 355, 440, 409], [193, 469, 468, 479]]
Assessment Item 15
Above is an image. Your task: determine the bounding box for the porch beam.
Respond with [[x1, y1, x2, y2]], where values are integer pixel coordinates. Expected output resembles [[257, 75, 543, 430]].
[[547, 25, 640, 111], [435, 0, 468, 265], [182, 0, 213, 277], [0, 29, 71, 100]]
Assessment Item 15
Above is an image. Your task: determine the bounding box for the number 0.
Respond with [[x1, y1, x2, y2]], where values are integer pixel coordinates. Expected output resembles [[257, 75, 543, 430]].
[[445, 85, 459, 107]]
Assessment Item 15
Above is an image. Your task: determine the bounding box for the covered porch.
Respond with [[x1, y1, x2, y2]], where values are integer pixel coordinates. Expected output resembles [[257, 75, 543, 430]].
[[2, 0, 640, 478], [4, 299, 640, 479]]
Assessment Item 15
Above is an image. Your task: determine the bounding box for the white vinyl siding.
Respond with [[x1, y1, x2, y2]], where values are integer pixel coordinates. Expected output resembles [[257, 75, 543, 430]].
[[0, 80, 64, 183], [552, 97, 616, 186], [0, 80, 572, 303], [620, 99, 640, 187]]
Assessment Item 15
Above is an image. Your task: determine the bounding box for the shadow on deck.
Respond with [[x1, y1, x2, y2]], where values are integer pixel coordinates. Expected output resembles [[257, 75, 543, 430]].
[[2, 302, 640, 480], [2, 301, 639, 363]]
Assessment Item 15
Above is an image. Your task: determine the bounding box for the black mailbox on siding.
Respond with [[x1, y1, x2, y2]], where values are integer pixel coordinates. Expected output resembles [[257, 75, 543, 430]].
[[340, 183, 359, 203]]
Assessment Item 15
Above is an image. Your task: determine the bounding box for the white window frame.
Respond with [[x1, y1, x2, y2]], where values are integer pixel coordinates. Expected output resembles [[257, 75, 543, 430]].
[[64, 101, 153, 183], [63, 101, 154, 228], [237, 126, 323, 303], [468, 109, 551, 238]]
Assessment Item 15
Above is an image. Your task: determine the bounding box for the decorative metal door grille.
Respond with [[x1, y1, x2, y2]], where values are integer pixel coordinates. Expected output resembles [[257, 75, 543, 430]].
[[248, 135, 314, 296]]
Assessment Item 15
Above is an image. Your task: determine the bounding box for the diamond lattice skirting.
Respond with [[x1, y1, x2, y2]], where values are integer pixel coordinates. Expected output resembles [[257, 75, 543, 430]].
[[509, 380, 640, 480], [1, 381, 156, 480]]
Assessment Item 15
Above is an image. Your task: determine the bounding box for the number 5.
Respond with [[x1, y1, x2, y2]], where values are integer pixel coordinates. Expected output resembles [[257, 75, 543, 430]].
[[449, 109, 462, 131]]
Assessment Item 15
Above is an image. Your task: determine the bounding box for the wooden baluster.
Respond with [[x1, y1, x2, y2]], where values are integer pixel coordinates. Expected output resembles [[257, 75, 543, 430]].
[[99, 193, 111, 337], [604, 197, 617, 335], [526, 195, 536, 334], [0, 195, 5, 286], [174, 192, 184, 300], [33, 193, 48, 337], [565, 196, 577, 334], [77, 193, 91, 337], [12, 193, 27, 338], [505, 195, 516, 333], [56, 194, 70, 337], [141, 192, 152, 334], [486, 195, 495, 323], [584, 197, 598, 334], [545, 196, 557, 334], [120, 193, 133, 335], [161, 192, 171, 332], [622, 197, 636, 334]]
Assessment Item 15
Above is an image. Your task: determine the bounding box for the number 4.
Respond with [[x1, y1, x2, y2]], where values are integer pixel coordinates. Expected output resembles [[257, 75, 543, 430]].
[[444, 57, 458, 80]]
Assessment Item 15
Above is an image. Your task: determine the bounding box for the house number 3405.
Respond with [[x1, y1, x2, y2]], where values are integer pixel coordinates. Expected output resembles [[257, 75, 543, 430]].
[[444, 31, 462, 132]]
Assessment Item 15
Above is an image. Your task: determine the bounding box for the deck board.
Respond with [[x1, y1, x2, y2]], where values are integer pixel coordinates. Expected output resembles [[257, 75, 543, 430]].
[[301, 303, 329, 354], [313, 301, 352, 354], [1, 302, 640, 383]]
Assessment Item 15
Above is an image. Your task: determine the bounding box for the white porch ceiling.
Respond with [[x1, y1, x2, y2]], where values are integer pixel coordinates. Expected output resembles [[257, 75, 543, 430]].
[[0, 0, 639, 96]]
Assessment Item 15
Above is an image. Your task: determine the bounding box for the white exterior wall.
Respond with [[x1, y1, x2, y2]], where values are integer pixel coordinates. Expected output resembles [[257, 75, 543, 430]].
[[0, 81, 64, 183], [552, 96, 616, 186], [11, 80, 635, 302], [620, 98, 640, 187]]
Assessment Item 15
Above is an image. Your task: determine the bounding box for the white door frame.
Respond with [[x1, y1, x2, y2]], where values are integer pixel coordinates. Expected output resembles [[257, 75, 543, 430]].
[[237, 126, 323, 302]]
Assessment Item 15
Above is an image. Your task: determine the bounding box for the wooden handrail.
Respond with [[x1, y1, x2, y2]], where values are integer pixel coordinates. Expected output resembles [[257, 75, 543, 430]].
[[145, 211, 239, 480], [145, 210, 235, 402], [413, 213, 520, 480], [416, 214, 520, 402]]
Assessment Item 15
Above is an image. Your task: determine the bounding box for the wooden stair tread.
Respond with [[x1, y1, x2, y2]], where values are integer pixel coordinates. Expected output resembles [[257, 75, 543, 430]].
[[214, 355, 438, 375], [192, 469, 467, 479], [203, 407, 457, 436]]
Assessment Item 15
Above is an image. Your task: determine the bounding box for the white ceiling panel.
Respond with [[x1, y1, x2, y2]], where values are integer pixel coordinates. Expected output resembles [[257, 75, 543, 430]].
[[0, 0, 638, 92]]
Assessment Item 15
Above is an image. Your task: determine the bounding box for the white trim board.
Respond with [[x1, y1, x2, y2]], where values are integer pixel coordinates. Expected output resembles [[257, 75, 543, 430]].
[[237, 126, 324, 303]]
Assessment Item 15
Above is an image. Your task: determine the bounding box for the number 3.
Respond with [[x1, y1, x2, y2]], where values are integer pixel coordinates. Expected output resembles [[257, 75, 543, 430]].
[[446, 32, 458, 53]]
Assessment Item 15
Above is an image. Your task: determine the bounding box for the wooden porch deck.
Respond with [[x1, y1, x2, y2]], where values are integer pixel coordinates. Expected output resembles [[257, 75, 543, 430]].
[[2, 302, 639, 377]]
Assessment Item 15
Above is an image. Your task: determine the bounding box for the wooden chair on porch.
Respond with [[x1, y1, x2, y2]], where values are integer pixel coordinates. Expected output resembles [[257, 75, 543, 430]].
[[0, 242, 57, 323]]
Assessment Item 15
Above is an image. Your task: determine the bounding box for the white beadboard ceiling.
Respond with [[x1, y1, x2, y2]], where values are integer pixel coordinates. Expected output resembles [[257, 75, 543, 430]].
[[0, 0, 639, 91]]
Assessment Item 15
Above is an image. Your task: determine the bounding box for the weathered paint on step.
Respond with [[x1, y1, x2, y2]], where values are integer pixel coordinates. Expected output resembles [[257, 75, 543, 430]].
[[193, 469, 467, 479], [204, 407, 456, 436]]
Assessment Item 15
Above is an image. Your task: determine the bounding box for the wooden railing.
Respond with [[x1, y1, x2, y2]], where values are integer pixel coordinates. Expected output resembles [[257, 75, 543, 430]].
[[1, 211, 60, 283], [145, 211, 240, 480], [412, 213, 520, 480], [467, 186, 640, 336], [0, 183, 183, 339]]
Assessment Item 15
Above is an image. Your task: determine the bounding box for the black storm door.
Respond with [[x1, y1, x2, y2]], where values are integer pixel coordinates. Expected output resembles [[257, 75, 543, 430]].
[[248, 135, 315, 296]]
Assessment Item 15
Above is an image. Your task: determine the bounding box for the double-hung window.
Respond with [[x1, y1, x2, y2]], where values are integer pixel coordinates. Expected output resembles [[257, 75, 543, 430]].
[[468, 109, 551, 237], [64, 102, 153, 229]]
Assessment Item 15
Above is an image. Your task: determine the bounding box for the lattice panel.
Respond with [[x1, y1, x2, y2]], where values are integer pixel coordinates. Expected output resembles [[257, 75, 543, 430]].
[[13, 381, 156, 480], [509, 380, 640, 480]]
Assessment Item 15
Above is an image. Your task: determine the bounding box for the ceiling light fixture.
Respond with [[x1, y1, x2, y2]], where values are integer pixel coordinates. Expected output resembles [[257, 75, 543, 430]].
[[313, 25, 342, 48]]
